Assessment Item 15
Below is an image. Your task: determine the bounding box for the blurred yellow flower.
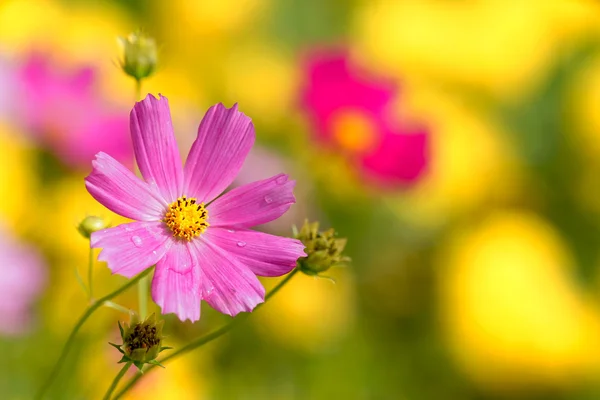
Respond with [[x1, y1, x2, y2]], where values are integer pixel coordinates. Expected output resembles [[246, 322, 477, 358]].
[[157, 0, 267, 38], [568, 54, 600, 159], [386, 85, 519, 229], [354, 0, 600, 99], [0, 124, 37, 231], [256, 270, 354, 352], [123, 356, 205, 400], [565, 54, 600, 223], [438, 210, 600, 390], [0, 0, 130, 66], [224, 43, 299, 126]]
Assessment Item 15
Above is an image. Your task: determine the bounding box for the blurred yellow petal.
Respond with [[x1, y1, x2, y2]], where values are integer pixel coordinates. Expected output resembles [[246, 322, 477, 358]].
[[0, 0, 130, 65], [386, 85, 519, 229], [224, 43, 298, 126], [438, 210, 600, 390], [157, 0, 267, 38], [256, 270, 355, 352], [0, 124, 36, 231], [123, 356, 205, 400], [354, 0, 600, 99]]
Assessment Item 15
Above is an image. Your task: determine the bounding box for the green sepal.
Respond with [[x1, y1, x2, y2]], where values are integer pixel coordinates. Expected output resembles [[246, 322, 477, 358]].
[[133, 361, 145, 372], [148, 359, 165, 368], [117, 320, 124, 338], [117, 355, 129, 364], [159, 346, 173, 352], [108, 342, 125, 354]]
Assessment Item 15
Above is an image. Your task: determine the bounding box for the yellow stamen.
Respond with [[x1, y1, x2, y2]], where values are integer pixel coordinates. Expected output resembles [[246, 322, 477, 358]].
[[163, 196, 209, 241]]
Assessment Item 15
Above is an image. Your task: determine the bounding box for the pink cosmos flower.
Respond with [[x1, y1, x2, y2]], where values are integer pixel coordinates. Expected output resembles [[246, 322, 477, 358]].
[[14, 54, 132, 168], [301, 49, 428, 186], [0, 225, 47, 336], [85, 94, 306, 322]]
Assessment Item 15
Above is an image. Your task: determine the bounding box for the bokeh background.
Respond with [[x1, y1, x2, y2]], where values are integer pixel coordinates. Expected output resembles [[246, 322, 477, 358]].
[[2, 0, 600, 399]]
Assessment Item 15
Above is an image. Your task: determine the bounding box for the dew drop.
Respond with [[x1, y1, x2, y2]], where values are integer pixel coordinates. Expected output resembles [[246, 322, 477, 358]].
[[131, 236, 143, 247], [236, 241, 246, 248], [227, 229, 235, 233], [124, 226, 134, 232], [205, 286, 214, 296], [264, 196, 273, 204], [275, 175, 287, 185]]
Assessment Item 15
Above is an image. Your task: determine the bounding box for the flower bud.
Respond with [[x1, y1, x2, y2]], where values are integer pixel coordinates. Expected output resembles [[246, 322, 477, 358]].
[[294, 220, 349, 276], [118, 30, 157, 81], [77, 216, 109, 239], [109, 312, 170, 370]]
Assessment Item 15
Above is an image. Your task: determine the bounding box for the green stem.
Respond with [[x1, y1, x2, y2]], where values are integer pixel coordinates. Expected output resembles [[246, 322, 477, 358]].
[[138, 275, 148, 319], [102, 361, 132, 400], [113, 268, 299, 399], [74, 263, 89, 298], [35, 268, 153, 400], [103, 301, 131, 314], [88, 246, 94, 300], [135, 78, 142, 101]]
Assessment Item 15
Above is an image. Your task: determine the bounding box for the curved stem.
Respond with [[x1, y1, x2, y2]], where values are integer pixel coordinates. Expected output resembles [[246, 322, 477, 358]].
[[113, 268, 299, 399], [102, 361, 132, 400], [35, 268, 153, 400], [74, 263, 89, 298], [103, 301, 131, 314], [88, 246, 94, 300]]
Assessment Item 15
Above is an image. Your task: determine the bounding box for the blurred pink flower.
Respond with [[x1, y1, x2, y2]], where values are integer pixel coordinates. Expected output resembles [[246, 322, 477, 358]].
[[301, 50, 428, 187], [14, 54, 132, 168], [0, 225, 46, 336], [86, 94, 305, 322]]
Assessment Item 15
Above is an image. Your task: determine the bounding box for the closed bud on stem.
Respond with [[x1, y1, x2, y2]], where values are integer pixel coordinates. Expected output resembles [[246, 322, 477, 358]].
[[109, 312, 171, 371], [118, 30, 157, 81], [77, 216, 109, 239], [294, 220, 350, 276]]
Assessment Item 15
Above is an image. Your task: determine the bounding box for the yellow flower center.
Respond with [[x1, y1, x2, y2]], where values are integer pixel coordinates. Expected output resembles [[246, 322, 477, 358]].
[[164, 196, 209, 241], [330, 109, 379, 154]]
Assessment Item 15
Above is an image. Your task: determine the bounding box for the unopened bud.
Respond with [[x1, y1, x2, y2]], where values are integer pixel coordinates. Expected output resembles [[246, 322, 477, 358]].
[[118, 30, 157, 81], [109, 312, 170, 370], [77, 216, 109, 239], [294, 220, 349, 276]]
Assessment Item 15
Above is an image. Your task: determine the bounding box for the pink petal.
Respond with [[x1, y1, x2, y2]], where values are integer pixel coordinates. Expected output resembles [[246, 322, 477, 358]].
[[204, 228, 305, 277], [192, 239, 265, 316], [183, 103, 255, 203], [130, 94, 184, 202], [361, 128, 428, 186], [207, 174, 295, 228], [151, 240, 201, 322], [91, 221, 172, 278], [301, 49, 396, 143], [85, 152, 167, 221]]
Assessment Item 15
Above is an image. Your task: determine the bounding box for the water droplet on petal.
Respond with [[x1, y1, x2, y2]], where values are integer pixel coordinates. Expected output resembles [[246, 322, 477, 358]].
[[264, 196, 273, 204], [152, 250, 157, 255], [124, 226, 134, 232], [131, 236, 143, 247], [237, 241, 246, 247], [205, 286, 214, 297], [275, 175, 287, 185], [227, 229, 235, 233]]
